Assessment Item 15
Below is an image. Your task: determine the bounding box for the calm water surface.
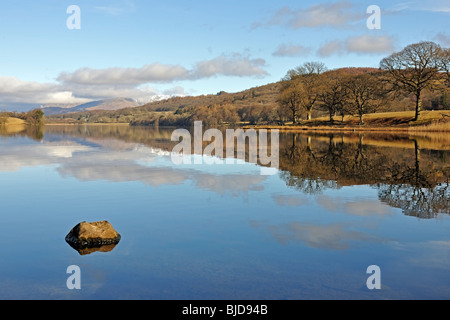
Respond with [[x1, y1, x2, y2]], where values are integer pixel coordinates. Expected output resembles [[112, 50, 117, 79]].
[[0, 125, 449, 300]]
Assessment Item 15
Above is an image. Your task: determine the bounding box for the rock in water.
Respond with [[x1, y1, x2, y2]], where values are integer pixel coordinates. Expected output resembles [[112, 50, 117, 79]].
[[65, 221, 121, 249]]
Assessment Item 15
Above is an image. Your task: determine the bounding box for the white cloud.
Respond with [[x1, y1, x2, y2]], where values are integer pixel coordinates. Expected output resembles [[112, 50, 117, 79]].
[[317, 40, 344, 57], [0, 76, 89, 104], [317, 35, 396, 57], [57, 64, 191, 86], [273, 44, 311, 57], [191, 54, 268, 79], [256, 1, 364, 30], [58, 54, 268, 87], [345, 35, 396, 54], [0, 53, 268, 105]]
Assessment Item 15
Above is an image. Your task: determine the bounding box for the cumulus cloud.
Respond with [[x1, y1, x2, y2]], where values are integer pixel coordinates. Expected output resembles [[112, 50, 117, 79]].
[[317, 35, 396, 57], [58, 54, 268, 87], [57, 64, 191, 86], [345, 35, 396, 54], [0, 76, 89, 104], [273, 44, 311, 57], [192, 54, 268, 79], [255, 1, 364, 30], [317, 40, 344, 57], [0, 53, 268, 105]]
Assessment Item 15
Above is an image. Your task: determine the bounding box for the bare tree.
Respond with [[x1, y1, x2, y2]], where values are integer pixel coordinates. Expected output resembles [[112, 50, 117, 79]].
[[380, 42, 442, 121], [344, 73, 385, 125], [295, 61, 328, 76], [317, 71, 347, 123], [278, 79, 303, 125], [439, 48, 450, 84], [282, 62, 327, 121]]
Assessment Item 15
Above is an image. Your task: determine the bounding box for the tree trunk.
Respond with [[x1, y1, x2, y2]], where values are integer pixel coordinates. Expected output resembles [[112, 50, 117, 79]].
[[415, 91, 422, 121], [359, 113, 364, 125], [307, 109, 312, 121], [414, 139, 421, 185], [307, 136, 312, 152]]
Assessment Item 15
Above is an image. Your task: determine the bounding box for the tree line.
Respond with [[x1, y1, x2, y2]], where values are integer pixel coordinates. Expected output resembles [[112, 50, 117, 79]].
[[278, 41, 450, 125], [47, 41, 449, 127]]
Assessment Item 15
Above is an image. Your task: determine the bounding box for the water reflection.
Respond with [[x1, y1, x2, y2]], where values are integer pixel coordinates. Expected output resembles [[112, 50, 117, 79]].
[[2, 124, 450, 218], [66, 242, 119, 256], [277, 132, 450, 218], [1, 124, 450, 299], [0, 124, 44, 141]]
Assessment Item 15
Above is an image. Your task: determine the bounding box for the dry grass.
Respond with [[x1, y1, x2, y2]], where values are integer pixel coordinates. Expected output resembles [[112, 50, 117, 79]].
[[409, 120, 450, 132], [0, 117, 26, 134], [246, 111, 450, 133], [3, 117, 26, 125]]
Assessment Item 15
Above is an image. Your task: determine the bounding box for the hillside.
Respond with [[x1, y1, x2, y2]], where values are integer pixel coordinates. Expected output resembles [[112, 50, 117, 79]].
[[137, 82, 281, 112], [46, 81, 282, 124], [45, 67, 449, 126]]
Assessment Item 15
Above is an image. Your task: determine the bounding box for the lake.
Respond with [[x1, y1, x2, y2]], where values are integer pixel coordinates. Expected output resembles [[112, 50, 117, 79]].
[[0, 124, 449, 300]]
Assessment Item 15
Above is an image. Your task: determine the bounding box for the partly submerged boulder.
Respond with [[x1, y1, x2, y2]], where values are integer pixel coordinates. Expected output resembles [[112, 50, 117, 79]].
[[65, 221, 121, 251]]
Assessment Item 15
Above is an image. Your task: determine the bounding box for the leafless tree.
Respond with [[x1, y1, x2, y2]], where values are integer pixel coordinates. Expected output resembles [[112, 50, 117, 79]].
[[380, 42, 443, 121], [282, 62, 328, 121], [344, 73, 385, 125]]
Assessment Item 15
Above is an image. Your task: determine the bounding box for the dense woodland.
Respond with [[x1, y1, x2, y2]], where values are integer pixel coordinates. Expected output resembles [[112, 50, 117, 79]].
[[44, 42, 449, 127]]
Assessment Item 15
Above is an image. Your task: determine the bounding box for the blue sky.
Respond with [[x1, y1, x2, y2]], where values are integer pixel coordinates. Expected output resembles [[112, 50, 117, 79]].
[[0, 0, 449, 108]]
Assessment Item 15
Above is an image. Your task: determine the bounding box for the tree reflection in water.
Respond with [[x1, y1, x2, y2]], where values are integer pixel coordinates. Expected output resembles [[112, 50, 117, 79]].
[[37, 125, 450, 219], [277, 132, 450, 219]]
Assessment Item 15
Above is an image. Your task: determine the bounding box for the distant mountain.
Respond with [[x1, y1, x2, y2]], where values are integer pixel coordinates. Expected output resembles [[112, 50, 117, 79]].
[[42, 98, 141, 115]]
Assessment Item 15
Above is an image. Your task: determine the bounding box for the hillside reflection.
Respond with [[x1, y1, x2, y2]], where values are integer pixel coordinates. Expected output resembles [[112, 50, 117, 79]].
[[40, 125, 450, 218]]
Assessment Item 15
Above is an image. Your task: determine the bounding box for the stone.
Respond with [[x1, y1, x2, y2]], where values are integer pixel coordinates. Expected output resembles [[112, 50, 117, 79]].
[[65, 221, 121, 251]]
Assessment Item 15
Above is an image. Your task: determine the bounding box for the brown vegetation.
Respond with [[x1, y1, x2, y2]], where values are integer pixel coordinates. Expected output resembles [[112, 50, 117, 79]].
[[44, 42, 449, 130]]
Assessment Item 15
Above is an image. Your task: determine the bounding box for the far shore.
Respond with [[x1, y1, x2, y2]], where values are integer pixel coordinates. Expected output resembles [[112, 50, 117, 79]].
[[9, 110, 450, 133], [44, 122, 131, 126]]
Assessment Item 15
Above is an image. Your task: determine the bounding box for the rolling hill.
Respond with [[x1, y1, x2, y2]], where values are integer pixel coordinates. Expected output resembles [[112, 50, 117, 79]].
[[42, 98, 141, 115]]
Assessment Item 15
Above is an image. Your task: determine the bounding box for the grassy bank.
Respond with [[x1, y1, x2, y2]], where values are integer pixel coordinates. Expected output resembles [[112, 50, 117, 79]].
[[244, 110, 450, 132], [0, 117, 26, 133], [1, 117, 26, 126]]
